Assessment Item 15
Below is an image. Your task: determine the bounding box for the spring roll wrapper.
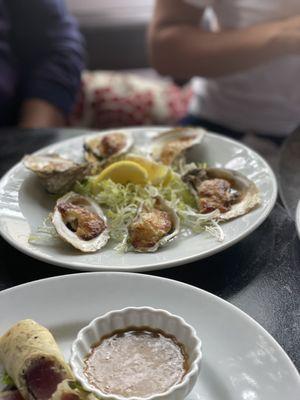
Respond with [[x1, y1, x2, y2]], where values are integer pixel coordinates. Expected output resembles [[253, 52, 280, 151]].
[[0, 320, 74, 400]]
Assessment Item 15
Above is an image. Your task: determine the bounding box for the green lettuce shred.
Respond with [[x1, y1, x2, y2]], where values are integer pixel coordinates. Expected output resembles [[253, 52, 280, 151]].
[[1, 371, 14, 387], [74, 172, 223, 249], [28, 214, 60, 245], [68, 380, 88, 392]]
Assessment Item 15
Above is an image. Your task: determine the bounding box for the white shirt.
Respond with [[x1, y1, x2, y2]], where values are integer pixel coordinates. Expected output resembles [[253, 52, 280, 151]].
[[185, 0, 300, 135]]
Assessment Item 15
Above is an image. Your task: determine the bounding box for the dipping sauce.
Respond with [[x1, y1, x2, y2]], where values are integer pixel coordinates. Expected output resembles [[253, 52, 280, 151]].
[[84, 327, 189, 398]]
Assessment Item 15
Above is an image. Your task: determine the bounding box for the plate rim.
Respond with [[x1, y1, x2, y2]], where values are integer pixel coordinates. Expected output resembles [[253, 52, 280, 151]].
[[0, 127, 278, 272], [0, 271, 299, 382]]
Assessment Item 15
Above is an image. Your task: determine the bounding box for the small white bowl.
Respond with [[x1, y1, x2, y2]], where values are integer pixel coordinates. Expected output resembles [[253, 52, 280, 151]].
[[70, 307, 202, 400]]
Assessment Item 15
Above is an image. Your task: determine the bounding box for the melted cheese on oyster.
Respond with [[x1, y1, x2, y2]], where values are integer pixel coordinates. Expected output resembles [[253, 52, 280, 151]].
[[58, 201, 106, 241], [159, 135, 198, 166], [99, 133, 128, 157], [198, 178, 239, 213], [128, 208, 172, 250]]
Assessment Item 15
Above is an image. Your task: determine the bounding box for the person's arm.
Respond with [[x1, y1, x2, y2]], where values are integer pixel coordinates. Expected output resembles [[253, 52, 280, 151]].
[[6, 0, 85, 128], [19, 99, 65, 129], [149, 0, 300, 79]]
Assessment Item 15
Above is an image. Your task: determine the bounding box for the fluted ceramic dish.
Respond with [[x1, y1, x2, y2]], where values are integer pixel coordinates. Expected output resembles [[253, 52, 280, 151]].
[[70, 307, 202, 400]]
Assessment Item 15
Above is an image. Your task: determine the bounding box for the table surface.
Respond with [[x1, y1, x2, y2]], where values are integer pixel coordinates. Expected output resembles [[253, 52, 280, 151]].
[[279, 128, 300, 219], [0, 128, 299, 373]]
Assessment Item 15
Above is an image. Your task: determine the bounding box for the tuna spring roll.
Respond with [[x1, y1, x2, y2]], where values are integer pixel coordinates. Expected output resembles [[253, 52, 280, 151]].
[[0, 320, 89, 400]]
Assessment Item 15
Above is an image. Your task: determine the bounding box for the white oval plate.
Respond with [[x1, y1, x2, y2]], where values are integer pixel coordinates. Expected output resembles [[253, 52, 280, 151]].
[[0, 273, 299, 399], [0, 127, 277, 272]]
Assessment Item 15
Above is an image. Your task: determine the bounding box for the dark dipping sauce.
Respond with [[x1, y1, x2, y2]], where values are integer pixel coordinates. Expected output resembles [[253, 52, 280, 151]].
[[84, 327, 189, 398]]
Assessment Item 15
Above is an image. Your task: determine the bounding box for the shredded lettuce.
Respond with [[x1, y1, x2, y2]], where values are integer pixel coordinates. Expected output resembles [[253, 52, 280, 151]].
[[172, 158, 208, 176], [68, 381, 87, 392], [1, 371, 14, 387], [74, 172, 223, 249], [28, 214, 61, 246]]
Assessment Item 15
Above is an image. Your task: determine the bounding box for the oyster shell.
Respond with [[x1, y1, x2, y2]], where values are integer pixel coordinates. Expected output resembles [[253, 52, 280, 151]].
[[23, 154, 91, 194], [84, 131, 133, 163], [151, 127, 205, 165], [52, 191, 109, 252], [182, 167, 260, 220], [127, 196, 179, 252]]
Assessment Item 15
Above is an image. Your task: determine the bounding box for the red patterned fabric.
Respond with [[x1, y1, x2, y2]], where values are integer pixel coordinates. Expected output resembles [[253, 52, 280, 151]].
[[70, 71, 192, 128]]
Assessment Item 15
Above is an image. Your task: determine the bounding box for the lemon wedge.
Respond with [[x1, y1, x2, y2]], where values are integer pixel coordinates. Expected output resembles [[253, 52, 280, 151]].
[[95, 160, 148, 185], [125, 155, 169, 185]]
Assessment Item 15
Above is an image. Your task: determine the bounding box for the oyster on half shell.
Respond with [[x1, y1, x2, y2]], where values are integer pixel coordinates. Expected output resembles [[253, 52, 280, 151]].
[[84, 131, 133, 163], [127, 196, 179, 252], [52, 192, 109, 252], [151, 127, 205, 165], [23, 154, 92, 194], [182, 167, 260, 221]]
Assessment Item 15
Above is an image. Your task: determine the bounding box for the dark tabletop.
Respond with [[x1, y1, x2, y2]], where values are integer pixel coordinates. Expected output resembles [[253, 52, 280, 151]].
[[0, 128, 299, 372]]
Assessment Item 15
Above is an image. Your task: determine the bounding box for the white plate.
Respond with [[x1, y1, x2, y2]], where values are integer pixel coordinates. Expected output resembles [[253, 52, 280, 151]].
[[0, 127, 277, 272], [0, 273, 299, 399]]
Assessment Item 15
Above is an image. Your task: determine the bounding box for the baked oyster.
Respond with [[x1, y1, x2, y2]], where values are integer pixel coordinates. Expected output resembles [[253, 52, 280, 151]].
[[52, 192, 109, 252], [151, 127, 205, 165], [23, 153, 91, 194], [182, 167, 260, 220], [126, 196, 179, 252], [84, 131, 133, 163]]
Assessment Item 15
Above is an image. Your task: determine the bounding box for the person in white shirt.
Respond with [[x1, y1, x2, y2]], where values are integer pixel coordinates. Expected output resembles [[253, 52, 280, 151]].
[[149, 0, 300, 137]]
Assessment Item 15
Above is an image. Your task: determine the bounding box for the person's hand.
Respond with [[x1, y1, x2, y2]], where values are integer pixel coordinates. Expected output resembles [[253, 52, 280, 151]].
[[150, 0, 300, 78], [273, 15, 300, 55], [19, 99, 65, 129]]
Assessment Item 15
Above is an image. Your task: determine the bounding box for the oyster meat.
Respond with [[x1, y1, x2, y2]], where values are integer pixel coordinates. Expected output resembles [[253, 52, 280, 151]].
[[183, 168, 260, 220], [23, 154, 91, 194], [52, 192, 109, 252], [84, 131, 133, 163], [127, 196, 179, 252], [151, 127, 205, 165]]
